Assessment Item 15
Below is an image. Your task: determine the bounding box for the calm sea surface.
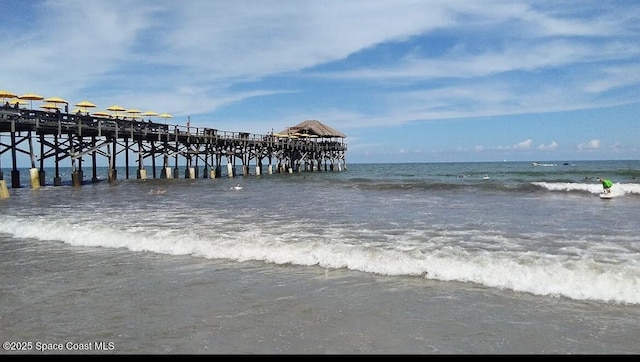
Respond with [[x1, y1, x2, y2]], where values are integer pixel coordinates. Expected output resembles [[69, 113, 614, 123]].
[[1, 160, 639, 354]]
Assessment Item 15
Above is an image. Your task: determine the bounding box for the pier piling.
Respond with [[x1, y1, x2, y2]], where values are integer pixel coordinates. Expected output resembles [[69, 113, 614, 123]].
[[0, 109, 347, 187]]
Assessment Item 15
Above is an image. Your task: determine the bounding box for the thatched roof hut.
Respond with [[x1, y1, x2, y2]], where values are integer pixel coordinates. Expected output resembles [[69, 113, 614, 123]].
[[276, 120, 346, 138]]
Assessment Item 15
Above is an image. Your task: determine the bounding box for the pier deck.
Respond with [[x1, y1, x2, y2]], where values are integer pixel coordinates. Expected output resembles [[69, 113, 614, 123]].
[[0, 108, 347, 189]]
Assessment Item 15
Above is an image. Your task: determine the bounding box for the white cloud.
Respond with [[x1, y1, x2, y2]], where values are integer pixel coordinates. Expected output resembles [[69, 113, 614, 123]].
[[578, 140, 601, 150], [515, 139, 533, 150], [537, 141, 558, 150]]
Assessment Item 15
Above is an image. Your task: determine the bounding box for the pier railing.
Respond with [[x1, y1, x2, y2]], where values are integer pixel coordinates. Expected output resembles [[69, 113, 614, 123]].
[[1, 108, 347, 148], [0, 107, 348, 190]]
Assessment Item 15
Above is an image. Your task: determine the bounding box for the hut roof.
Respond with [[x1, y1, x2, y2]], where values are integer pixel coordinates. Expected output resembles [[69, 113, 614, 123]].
[[278, 120, 346, 138]]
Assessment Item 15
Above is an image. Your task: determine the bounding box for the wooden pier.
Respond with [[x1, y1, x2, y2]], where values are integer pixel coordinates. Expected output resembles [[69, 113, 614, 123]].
[[0, 107, 347, 190]]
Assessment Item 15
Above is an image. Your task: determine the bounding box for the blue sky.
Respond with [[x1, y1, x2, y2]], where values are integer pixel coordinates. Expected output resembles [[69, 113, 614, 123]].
[[2, 0, 639, 164]]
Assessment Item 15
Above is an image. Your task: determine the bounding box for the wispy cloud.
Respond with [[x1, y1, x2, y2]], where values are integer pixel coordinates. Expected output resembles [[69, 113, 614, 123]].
[[2, 0, 639, 162], [578, 140, 601, 150]]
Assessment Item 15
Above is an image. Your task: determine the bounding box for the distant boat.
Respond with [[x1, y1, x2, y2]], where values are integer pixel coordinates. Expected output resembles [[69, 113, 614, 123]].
[[483, 174, 490, 180]]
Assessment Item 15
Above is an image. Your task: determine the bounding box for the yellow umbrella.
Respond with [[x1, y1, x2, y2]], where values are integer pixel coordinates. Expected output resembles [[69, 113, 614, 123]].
[[44, 96, 69, 112], [158, 113, 173, 124], [19, 93, 44, 109], [92, 111, 112, 117], [8, 99, 28, 107], [125, 109, 142, 121], [75, 100, 97, 114], [141, 111, 158, 122], [44, 96, 68, 104], [107, 105, 126, 117], [0, 89, 17, 104], [40, 102, 60, 112], [76, 100, 96, 107]]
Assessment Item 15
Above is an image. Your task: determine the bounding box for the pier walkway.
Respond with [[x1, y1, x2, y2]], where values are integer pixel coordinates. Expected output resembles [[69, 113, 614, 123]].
[[0, 107, 347, 191]]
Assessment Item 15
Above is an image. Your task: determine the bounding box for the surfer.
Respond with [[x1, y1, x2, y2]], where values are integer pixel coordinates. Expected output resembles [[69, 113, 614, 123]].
[[597, 177, 613, 193]]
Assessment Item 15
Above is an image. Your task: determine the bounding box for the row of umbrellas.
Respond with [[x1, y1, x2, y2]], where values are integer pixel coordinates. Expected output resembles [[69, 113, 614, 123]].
[[0, 89, 173, 120]]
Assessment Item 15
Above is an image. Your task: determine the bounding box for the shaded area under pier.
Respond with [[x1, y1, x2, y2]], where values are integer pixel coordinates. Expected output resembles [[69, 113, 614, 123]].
[[0, 108, 347, 189]]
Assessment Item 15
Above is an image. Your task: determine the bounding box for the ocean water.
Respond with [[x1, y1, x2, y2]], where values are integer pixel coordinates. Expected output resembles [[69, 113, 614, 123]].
[[1, 160, 639, 354]]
